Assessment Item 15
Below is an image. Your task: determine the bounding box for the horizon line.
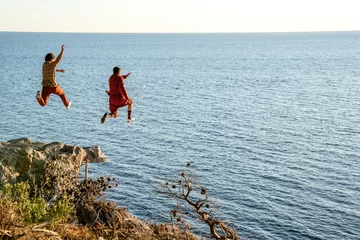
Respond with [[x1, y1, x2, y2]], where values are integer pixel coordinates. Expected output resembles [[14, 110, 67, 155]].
[[1, 30, 360, 34]]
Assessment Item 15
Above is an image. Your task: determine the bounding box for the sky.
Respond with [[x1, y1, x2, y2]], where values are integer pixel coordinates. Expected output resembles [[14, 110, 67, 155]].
[[0, 0, 359, 33]]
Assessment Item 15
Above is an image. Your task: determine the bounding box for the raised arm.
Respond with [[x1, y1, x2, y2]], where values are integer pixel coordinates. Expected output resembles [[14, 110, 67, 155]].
[[54, 45, 65, 65]]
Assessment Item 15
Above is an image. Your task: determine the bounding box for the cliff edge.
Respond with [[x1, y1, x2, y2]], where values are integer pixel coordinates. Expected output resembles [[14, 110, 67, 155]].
[[0, 137, 106, 183]]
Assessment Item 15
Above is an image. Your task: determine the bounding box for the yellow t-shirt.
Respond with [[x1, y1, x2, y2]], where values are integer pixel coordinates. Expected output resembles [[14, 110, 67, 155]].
[[42, 61, 57, 87]]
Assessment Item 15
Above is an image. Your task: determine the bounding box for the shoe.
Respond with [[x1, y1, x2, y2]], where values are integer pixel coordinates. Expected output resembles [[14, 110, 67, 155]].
[[36, 91, 41, 99], [101, 113, 108, 124], [66, 101, 72, 110], [127, 117, 135, 123]]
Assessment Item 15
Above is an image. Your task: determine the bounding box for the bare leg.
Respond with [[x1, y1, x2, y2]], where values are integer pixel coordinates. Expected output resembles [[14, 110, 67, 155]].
[[111, 109, 119, 118]]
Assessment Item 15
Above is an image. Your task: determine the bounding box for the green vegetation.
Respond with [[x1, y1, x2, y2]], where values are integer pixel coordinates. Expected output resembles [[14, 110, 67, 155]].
[[0, 159, 239, 239], [2, 182, 74, 225]]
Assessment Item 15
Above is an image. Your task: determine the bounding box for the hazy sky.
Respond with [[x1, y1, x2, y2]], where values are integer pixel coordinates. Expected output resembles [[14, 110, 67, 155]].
[[0, 0, 359, 33]]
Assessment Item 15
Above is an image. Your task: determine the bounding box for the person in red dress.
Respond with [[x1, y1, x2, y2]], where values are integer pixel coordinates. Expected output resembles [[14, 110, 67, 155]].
[[101, 66, 133, 123]]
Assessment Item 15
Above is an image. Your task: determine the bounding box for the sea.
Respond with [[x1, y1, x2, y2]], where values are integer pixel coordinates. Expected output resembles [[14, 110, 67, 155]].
[[0, 31, 359, 240]]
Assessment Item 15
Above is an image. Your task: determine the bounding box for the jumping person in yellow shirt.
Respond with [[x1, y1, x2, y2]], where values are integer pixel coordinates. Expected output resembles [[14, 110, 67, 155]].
[[36, 45, 71, 109]]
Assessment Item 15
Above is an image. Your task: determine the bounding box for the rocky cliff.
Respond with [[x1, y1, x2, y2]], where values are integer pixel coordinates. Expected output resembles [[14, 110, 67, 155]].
[[0, 138, 200, 240], [0, 137, 106, 183]]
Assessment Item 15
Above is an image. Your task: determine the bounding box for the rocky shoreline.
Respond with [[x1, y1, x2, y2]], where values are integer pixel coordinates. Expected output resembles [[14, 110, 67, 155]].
[[0, 138, 199, 240]]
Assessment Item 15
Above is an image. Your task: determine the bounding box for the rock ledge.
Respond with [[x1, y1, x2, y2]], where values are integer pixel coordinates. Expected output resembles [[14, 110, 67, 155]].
[[0, 137, 107, 183]]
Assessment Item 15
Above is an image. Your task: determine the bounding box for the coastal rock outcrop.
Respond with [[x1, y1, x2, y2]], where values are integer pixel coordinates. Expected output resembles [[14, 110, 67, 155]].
[[0, 138, 200, 240], [0, 137, 107, 183]]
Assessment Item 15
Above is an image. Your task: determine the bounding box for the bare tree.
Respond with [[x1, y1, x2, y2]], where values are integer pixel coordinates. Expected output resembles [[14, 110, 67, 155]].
[[157, 163, 240, 240]]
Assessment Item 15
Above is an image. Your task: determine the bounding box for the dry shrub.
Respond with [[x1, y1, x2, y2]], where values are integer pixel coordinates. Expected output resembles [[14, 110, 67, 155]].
[[4, 226, 60, 240], [0, 193, 22, 230], [150, 223, 199, 240], [77, 199, 154, 239], [54, 224, 96, 240], [157, 163, 240, 240]]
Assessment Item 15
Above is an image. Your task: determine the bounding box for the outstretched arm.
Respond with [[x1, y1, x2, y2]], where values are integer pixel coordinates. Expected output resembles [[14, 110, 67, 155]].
[[56, 69, 65, 73], [122, 72, 132, 79], [54, 45, 65, 65]]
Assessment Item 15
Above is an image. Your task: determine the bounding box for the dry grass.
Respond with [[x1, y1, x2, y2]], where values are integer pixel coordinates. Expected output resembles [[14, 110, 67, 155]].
[[0, 194, 21, 230], [150, 223, 199, 240], [54, 224, 96, 240]]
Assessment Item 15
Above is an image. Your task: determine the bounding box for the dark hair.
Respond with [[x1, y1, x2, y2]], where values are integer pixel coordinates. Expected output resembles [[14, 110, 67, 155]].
[[113, 66, 121, 74], [45, 53, 55, 61]]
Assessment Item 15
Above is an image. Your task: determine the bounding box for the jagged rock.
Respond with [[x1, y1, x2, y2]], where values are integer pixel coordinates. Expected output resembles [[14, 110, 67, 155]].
[[0, 137, 107, 183]]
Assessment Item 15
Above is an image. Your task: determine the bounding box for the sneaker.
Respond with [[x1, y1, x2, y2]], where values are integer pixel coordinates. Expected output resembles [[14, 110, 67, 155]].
[[66, 101, 72, 110], [127, 117, 135, 123], [101, 113, 108, 124], [36, 91, 41, 99]]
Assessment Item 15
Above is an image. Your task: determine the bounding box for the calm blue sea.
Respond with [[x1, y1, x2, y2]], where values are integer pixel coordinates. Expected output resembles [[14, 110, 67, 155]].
[[0, 32, 359, 239]]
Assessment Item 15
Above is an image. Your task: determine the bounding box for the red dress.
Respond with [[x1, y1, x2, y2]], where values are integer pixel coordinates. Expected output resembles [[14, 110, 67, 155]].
[[108, 74, 129, 113]]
